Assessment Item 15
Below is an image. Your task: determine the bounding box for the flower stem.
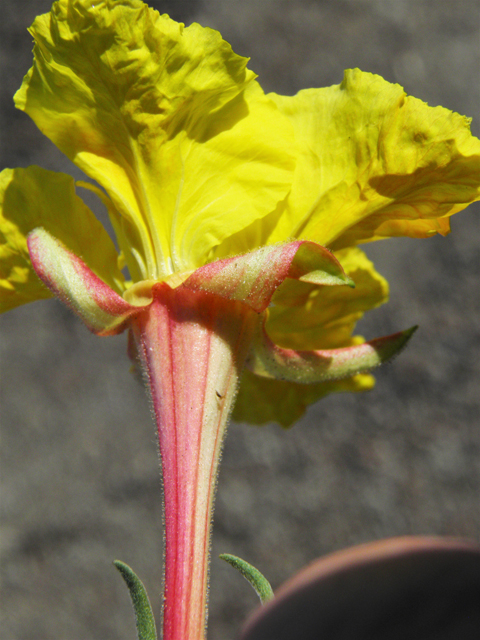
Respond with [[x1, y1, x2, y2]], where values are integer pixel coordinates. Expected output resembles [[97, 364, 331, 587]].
[[132, 283, 257, 640]]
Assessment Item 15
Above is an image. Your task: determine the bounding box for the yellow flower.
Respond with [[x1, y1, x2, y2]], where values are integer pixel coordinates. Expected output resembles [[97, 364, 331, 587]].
[[2, 3, 480, 639], [2, 0, 479, 426]]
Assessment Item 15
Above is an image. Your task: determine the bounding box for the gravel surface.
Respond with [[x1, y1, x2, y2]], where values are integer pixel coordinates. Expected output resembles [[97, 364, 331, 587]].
[[1, 1, 479, 639]]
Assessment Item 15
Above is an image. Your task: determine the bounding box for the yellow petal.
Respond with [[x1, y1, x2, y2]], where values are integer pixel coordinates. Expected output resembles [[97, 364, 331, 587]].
[[15, 0, 295, 280], [266, 247, 389, 350], [265, 69, 480, 249], [233, 369, 375, 428], [0, 166, 124, 313]]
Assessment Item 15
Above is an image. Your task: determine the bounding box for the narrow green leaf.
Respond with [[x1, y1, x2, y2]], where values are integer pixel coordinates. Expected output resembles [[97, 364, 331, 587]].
[[220, 553, 274, 604], [114, 560, 158, 640]]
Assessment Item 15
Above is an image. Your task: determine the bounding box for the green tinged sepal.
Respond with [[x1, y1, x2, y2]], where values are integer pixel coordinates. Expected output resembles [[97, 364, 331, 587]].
[[27, 227, 137, 336], [220, 553, 274, 604], [185, 240, 353, 313], [114, 560, 158, 640], [247, 324, 418, 384]]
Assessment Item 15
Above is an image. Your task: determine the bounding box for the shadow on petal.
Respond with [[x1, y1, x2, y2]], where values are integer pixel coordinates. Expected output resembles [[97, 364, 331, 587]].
[[241, 536, 480, 640]]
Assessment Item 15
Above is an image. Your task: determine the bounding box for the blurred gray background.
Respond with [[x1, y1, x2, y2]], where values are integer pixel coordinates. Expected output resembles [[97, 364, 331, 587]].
[[1, 0, 479, 638]]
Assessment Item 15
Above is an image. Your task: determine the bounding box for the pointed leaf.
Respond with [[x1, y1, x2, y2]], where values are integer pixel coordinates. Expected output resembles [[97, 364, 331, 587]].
[[114, 560, 157, 640], [247, 323, 417, 383], [28, 228, 139, 335], [220, 554, 274, 604]]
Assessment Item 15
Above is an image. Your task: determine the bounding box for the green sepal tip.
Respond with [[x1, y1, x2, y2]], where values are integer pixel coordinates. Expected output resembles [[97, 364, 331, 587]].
[[114, 560, 158, 640], [220, 553, 274, 604]]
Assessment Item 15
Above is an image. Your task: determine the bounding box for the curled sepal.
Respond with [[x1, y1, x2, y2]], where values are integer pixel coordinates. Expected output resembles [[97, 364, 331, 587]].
[[185, 241, 353, 313], [247, 323, 417, 383], [114, 560, 158, 640], [220, 553, 274, 605], [27, 227, 139, 335]]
